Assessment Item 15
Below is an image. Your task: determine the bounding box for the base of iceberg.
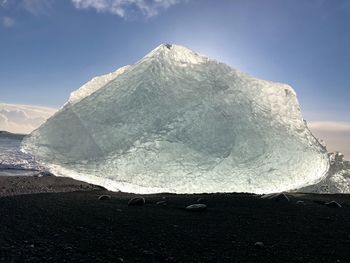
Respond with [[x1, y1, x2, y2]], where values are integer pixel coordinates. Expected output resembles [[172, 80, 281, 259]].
[[298, 153, 350, 193]]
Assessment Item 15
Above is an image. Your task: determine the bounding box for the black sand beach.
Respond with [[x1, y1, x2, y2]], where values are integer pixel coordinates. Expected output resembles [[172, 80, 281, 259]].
[[0, 176, 349, 263]]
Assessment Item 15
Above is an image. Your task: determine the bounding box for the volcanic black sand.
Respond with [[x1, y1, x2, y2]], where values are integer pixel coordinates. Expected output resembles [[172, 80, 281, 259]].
[[0, 176, 350, 262]]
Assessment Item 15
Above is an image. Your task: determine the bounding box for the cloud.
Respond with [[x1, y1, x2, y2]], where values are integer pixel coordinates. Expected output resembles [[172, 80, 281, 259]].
[[0, 103, 57, 134], [308, 121, 350, 132], [1, 16, 14, 27], [0, 113, 8, 124], [21, 0, 53, 15], [0, 0, 8, 7], [1, 0, 53, 15], [2, 0, 181, 18], [308, 121, 350, 159], [71, 0, 183, 18]]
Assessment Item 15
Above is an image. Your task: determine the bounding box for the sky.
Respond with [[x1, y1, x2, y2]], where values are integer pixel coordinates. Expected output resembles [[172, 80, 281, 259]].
[[0, 0, 349, 155]]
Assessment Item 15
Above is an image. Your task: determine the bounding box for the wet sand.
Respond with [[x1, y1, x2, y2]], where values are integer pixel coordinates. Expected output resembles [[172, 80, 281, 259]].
[[0, 175, 350, 262], [0, 175, 104, 197]]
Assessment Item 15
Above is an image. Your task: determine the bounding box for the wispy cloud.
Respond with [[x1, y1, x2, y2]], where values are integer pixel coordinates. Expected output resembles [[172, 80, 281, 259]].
[[0, 0, 53, 15], [309, 121, 350, 132], [308, 121, 350, 159], [1, 16, 14, 27], [71, 0, 184, 18], [1, 0, 181, 19], [0, 0, 8, 8], [21, 0, 53, 15]]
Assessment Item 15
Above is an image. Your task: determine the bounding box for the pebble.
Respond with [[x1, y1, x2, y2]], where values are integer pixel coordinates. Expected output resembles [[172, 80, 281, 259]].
[[265, 193, 290, 202], [325, 201, 342, 208], [156, 201, 167, 206], [142, 250, 154, 256], [38, 171, 54, 177], [260, 193, 275, 199], [296, 200, 305, 205], [98, 195, 111, 201], [254, 242, 264, 248], [185, 204, 207, 211], [197, 198, 206, 203], [128, 197, 146, 206]]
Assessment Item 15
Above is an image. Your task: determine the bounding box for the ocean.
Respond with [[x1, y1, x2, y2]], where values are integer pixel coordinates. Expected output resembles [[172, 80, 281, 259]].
[[0, 133, 43, 176]]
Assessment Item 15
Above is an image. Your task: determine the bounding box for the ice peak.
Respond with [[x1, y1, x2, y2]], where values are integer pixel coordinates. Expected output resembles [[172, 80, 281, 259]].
[[144, 43, 210, 65], [67, 65, 130, 106]]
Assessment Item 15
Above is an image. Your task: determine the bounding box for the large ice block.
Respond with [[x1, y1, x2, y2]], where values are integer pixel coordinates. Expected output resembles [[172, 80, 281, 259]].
[[22, 44, 329, 194]]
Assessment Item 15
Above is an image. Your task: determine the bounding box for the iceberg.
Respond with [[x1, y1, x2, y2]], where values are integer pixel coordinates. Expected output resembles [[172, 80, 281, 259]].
[[298, 152, 350, 193], [22, 44, 329, 194]]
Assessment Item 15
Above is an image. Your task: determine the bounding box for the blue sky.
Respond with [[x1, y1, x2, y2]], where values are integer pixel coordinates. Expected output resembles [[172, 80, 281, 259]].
[[1, 0, 350, 123]]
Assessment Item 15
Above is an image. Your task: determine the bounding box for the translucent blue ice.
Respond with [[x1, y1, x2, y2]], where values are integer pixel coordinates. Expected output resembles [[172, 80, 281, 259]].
[[22, 44, 329, 193]]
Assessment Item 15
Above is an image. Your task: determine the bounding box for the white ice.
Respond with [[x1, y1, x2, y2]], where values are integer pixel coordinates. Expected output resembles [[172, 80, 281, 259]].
[[22, 44, 329, 194]]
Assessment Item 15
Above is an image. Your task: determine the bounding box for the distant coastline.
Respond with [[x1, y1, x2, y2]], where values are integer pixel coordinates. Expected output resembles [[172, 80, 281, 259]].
[[0, 130, 26, 138]]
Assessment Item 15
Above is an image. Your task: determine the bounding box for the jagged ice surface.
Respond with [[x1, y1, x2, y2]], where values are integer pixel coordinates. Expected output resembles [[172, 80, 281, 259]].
[[22, 44, 329, 194], [66, 65, 131, 106]]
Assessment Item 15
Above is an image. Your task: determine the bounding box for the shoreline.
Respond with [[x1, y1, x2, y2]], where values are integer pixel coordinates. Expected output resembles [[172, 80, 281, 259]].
[[0, 175, 350, 262], [0, 175, 105, 197]]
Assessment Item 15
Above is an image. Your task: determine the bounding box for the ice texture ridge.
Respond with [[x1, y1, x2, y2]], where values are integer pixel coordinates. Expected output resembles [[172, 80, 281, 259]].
[[22, 44, 329, 194]]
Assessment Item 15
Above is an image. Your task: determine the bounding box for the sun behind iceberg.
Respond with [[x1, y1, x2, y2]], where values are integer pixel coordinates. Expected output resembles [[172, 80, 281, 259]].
[[22, 44, 329, 194]]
